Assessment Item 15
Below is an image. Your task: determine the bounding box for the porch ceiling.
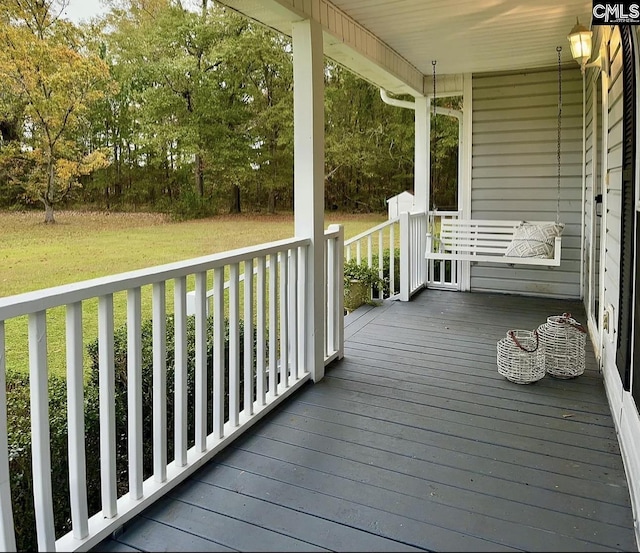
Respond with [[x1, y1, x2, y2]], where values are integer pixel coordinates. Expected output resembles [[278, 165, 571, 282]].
[[330, 0, 593, 76], [219, 0, 593, 95]]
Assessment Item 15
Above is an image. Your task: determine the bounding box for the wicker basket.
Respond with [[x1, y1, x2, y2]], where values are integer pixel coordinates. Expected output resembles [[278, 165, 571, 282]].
[[537, 313, 586, 379], [497, 329, 546, 384]]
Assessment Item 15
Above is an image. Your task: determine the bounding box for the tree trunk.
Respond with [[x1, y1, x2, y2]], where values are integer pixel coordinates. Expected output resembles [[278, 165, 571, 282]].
[[44, 157, 56, 224], [194, 153, 204, 197], [267, 190, 276, 214], [114, 142, 122, 198], [230, 184, 241, 213], [44, 202, 55, 224]]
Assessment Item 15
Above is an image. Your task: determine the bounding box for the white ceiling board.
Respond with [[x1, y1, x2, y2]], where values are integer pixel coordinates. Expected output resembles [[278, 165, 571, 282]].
[[330, 0, 594, 75]]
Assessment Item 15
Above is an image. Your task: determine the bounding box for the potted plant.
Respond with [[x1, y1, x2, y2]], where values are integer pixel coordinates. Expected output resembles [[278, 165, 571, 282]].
[[343, 259, 384, 313]]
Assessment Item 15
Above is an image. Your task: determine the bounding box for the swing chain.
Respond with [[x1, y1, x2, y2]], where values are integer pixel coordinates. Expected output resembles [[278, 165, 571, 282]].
[[432, 60, 437, 205], [432, 60, 437, 116], [556, 46, 562, 224]]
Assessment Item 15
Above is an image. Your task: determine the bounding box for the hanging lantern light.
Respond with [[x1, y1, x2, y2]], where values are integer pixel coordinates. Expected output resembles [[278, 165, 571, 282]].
[[568, 18, 593, 71]]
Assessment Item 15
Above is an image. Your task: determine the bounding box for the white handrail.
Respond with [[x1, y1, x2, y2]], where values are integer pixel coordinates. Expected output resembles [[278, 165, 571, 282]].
[[0, 237, 310, 321], [344, 217, 399, 246]]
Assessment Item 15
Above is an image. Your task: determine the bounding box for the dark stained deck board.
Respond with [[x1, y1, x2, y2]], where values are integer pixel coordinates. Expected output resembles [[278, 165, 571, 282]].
[[343, 301, 394, 340], [277, 385, 623, 486], [135, 501, 328, 552], [97, 289, 637, 552], [166, 484, 423, 552], [256, 404, 630, 512], [189, 463, 516, 552], [95, 540, 141, 553], [106, 518, 236, 552]]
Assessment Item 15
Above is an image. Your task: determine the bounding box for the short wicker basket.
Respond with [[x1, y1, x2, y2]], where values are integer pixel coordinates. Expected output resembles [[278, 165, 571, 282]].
[[537, 313, 586, 379], [496, 329, 545, 384]]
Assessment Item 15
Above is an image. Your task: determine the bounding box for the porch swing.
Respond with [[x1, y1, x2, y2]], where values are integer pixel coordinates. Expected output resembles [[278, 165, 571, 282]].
[[425, 48, 565, 267]]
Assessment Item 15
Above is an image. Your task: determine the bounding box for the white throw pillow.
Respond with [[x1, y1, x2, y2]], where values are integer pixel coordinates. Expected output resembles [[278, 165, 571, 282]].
[[504, 222, 565, 259]]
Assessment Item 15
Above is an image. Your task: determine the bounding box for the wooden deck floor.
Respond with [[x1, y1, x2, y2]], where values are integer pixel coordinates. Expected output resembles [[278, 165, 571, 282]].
[[97, 289, 637, 552]]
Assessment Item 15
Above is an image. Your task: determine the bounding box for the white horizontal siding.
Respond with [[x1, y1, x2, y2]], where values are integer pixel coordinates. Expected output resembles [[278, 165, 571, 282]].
[[473, 128, 583, 145], [598, 27, 623, 407], [583, 51, 598, 329], [470, 65, 583, 298]]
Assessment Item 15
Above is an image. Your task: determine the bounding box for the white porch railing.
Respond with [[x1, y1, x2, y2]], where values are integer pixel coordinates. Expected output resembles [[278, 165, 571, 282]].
[[399, 211, 427, 301], [181, 227, 345, 367], [0, 236, 320, 552], [342, 213, 428, 303], [0, 209, 437, 551], [426, 210, 461, 290], [344, 217, 401, 300], [324, 225, 344, 365]]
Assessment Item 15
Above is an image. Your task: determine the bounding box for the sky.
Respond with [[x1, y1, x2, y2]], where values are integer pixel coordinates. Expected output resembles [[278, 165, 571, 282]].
[[61, 0, 108, 24]]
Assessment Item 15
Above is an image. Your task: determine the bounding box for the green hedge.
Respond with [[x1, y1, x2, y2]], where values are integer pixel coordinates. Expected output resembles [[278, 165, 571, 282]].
[[7, 313, 257, 551], [6, 370, 102, 552], [85, 313, 252, 485]]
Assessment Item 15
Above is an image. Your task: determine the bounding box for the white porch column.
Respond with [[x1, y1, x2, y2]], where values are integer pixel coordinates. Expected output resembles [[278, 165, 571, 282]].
[[293, 19, 325, 382], [414, 96, 430, 214], [414, 96, 430, 288]]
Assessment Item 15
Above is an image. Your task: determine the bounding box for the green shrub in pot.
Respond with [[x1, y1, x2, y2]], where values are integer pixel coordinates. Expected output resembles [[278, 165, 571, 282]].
[[343, 259, 384, 313]]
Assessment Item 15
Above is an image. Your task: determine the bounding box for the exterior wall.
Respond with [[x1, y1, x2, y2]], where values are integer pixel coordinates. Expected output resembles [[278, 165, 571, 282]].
[[601, 27, 624, 389], [469, 66, 583, 298], [584, 66, 595, 325], [586, 25, 640, 545], [583, 37, 601, 342], [583, 25, 610, 352]]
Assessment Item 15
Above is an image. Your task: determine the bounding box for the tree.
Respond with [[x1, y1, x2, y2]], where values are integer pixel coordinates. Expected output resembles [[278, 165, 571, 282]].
[[237, 26, 293, 213], [325, 65, 414, 212], [431, 96, 462, 210], [0, 0, 114, 222], [101, 0, 256, 216]]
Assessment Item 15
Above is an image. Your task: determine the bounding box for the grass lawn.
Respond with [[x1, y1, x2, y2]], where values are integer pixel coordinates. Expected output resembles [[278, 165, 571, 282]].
[[1, 210, 387, 376]]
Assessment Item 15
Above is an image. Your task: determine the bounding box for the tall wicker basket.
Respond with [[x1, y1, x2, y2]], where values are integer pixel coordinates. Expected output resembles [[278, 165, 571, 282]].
[[537, 313, 586, 379], [496, 330, 546, 384]]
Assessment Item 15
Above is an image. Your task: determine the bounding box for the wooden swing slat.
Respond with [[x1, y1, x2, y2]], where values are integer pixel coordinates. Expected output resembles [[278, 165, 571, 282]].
[[426, 219, 562, 267]]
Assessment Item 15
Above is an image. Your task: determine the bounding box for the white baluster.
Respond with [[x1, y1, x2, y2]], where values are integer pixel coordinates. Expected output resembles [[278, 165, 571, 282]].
[[256, 257, 267, 406], [66, 302, 88, 539], [378, 231, 384, 299], [326, 236, 335, 355], [390, 223, 396, 296], [127, 288, 143, 500], [0, 322, 16, 552], [244, 260, 254, 416], [153, 282, 167, 482], [195, 272, 207, 450], [297, 247, 307, 373], [269, 254, 278, 398], [213, 267, 224, 439], [174, 277, 188, 467], [229, 264, 240, 427], [279, 251, 289, 390], [28, 311, 55, 551], [98, 294, 117, 519], [288, 249, 298, 380]]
